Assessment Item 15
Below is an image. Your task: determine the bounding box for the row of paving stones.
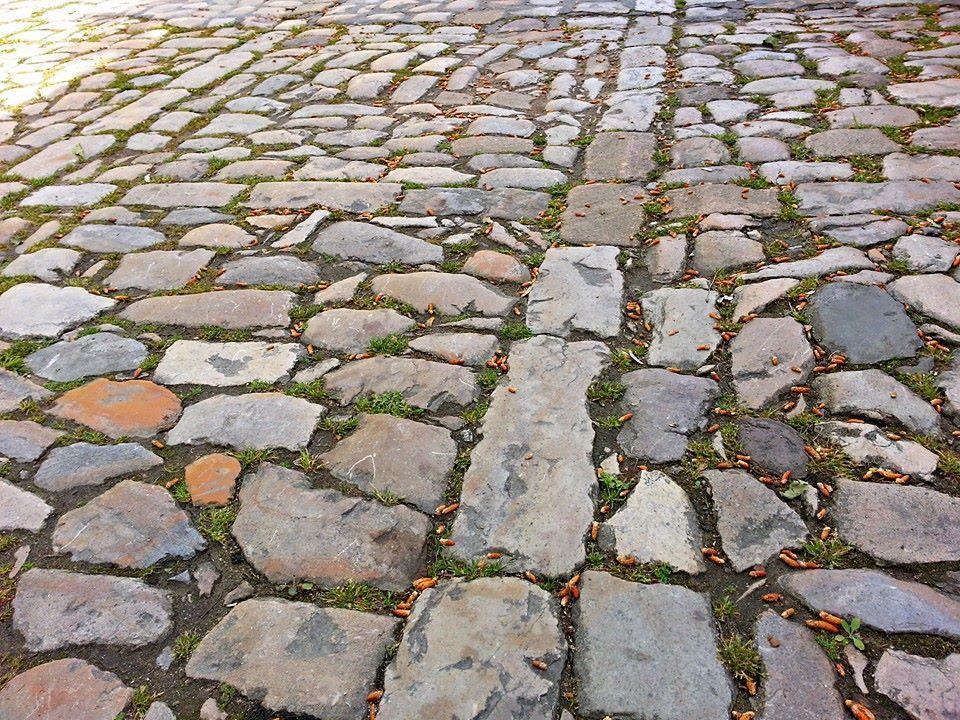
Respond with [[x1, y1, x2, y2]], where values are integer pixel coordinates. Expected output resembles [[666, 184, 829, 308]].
[[1, 0, 960, 718]]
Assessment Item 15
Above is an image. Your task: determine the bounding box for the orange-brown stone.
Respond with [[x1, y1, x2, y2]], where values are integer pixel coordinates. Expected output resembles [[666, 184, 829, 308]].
[[185, 453, 241, 507], [50, 378, 181, 439]]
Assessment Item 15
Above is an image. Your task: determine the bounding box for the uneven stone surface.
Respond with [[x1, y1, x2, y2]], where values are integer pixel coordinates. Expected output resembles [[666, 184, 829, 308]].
[[730, 317, 813, 409], [0, 283, 115, 338], [0, 478, 52, 531], [324, 356, 478, 411], [49, 378, 181, 438], [642, 288, 719, 371], [34, 441, 162, 491], [0, 659, 132, 720], [232, 463, 430, 590], [13, 568, 172, 651], [26, 332, 147, 381], [154, 340, 302, 386], [574, 571, 732, 720], [875, 649, 960, 720], [187, 598, 397, 720], [451, 336, 607, 575], [379, 578, 565, 720], [301, 308, 414, 354]]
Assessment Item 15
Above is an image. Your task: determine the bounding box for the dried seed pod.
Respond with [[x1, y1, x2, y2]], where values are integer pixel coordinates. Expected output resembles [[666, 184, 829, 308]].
[[367, 690, 384, 702], [805, 619, 840, 633], [845, 700, 875, 720]]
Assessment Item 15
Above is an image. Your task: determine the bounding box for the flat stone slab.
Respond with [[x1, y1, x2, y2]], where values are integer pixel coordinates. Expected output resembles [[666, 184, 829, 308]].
[[371, 272, 515, 316], [26, 332, 148, 382], [248, 181, 402, 212], [121, 289, 293, 329], [584, 132, 656, 181], [154, 340, 302, 386], [599, 470, 705, 574], [120, 182, 242, 208], [875, 649, 960, 720], [574, 571, 732, 720], [49, 379, 181, 439], [0, 479, 52, 531], [379, 578, 565, 720], [642, 288, 720, 371], [399, 187, 550, 220], [451, 336, 607, 575], [527, 245, 623, 338], [13, 568, 171, 651], [755, 611, 845, 720], [560, 183, 646, 246], [167, 393, 325, 450], [833, 479, 960, 564], [61, 225, 165, 253], [738, 418, 809, 480], [618, 369, 717, 463], [184, 453, 240, 507], [407, 332, 498, 366], [232, 463, 430, 590], [34, 441, 163, 492], [107, 249, 215, 291], [312, 221, 442, 265], [320, 413, 455, 513], [218, 255, 320, 286], [324, 356, 479, 411], [813, 369, 942, 436], [705, 469, 807, 571], [302, 309, 415, 355], [0, 420, 62, 462], [817, 421, 938, 481], [22, 184, 116, 207], [741, 247, 874, 281], [796, 181, 960, 216], [731, 317, 813, 409], [52, 479, 205, 568], [808, 282, 921, 364], [781, 569, 960, 639], [187, 598, 397, 720], [0, 658, 131, 720], [0, 283, 115, 339], [667, 185, 780, 217], [889, 77, 960, 106], [889, 273, 960, 331], [804, 129, 899, 157]]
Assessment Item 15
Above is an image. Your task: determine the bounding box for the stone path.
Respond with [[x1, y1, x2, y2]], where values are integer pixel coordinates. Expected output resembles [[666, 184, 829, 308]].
[[2, 0, 960, 718]]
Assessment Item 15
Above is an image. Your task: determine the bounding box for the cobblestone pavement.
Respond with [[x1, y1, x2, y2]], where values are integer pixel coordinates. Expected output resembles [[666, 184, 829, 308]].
[[4, 0, 960, 718]]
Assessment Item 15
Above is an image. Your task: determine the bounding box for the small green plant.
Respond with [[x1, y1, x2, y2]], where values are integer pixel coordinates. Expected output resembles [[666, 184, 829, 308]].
[[368, 333, 408, 355], [371, 488, 403, 506], [285, 378, 326, 400], [803, 535, 852, 569], [320, 582, 394, 612], [840, 616, 865, 651], [173, 632, 201, 662], [233, 448, 274, 468], [717, 634, 763, 685], [355, 391, 422, 418], [198, 507, 237, 544], [598, 471, 632, 507], [295, 449, 321, 472], [499, 322, 532, 341], [712, 590, 739, 623], [596, 415, 626, 430], [477, 368, 500, 390], [170, 481, 191, 504], [588, 381, 626, 405], [430, 554, 503, 580]]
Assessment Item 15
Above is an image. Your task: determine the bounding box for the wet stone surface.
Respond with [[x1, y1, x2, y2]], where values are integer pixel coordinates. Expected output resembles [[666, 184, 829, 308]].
[[2, 0, 960, 718]]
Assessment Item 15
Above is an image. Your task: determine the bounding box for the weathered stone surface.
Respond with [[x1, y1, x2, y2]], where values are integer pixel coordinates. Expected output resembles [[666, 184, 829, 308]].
[[120, 182, 241, 208], [733, 278, 799, 317], [232, 463, 429, 590], [575, 572, 732, 720], [461, 250, 530, 283], [2, 248, 80, 282], [0, 369, 48, 413], [320, 413, 455, 513], [730, 317, 813, 409], [692, 230, 764, 274], [313, 221, 441, 265], [833, 479, 960, 564], [804, 129, 899, 157], [797, 181, 960, 216], [26, 332, 148, 381], [184, 453, 240, 507], [155, 340, 302, 386], [889, 78, 960, 106], [249, 181, 402, 212], [302, 309, 414, 354], [584, 132, 656, 180], [875, 649, 960, 720], [560, 183, 646, 246], [599, 470, 705, 574], [325, 356, 478, 411], [379, 578, 565, 720], [738, 418, 809, 480], [218, 255, 320, 286], [107, 249, 215, 291], [121, 290, 293, 329], [889, 273, 960, 330], [755, 611, 845, 720], [0, 283, 115, 339], [13, 568, 171, 651], [451, 336, 608, 575], [817, 421, 938, 480], [808, 282, 921, 364], [781, 569, 960, 638], [167, 393, 324, 450], [53, 480, 205, 568], [706, 469, 807, 571], [642, 288, 719, 371], [371, 272, 515, 316], [0, 420, 62, 462], [187, 598, 397, 720], [34, 442, 162, 492], [50, 379, 181, 439], [526, 245, 623, 338], [61, 225, 164, 253], [407, 332, 498, 367], [0, 659, 131, 720], [813, 370, 943, 436], [0, 479, 52, 531], [618, 369, 717, 463], [668, 185, 780, 217]]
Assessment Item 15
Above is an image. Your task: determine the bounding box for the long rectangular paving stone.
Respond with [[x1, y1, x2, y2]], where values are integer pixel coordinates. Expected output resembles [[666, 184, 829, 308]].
[[120, 183, 243, 208], [83, 89, 190, 134], [120, 289, 293, 328], [246, 181, 402, 212]]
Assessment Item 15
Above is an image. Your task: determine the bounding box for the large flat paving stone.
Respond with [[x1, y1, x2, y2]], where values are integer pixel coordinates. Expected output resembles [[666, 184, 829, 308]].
[[121, 289, 293, 329], [187, 598, 397, 720], [526, 245, 623, 338], [642, 287, 720, 371], [0, 479, 52, 531], [320, 413, 455, 513], [0, 420, 62, 462], [248, 181, 402, 212], [875, 649, 960, 720], [13, 568, 171, 651], [0, 283, 115, 339], [49, 379, 181, 439], [232, 463, 430, 590], [450, 336, 608, 575], [0, 658, 132, 720], [796, 181, 960, 216], [26, 332, 148, 382], [574, 571, 732, 720], [167, 393, 325, 450], [371, 272, 515, 316], [324, 356, 478, 411], [120, 182, 242, 207], [584, 131, 656, 181], [888, 273, 960, 331], [52, 479, 205, 568], [154, 340, 302, 386], [301, 309, 415, 355], [379, 578, 565, 720], [730, 317, 813, 409], [60, 224, 165, 253], [817, 421, 938, 481], [312, 220, 442, 265], [106, 249, 215, 291], [560, 183, 646, 246], [34, 441, 163, 492]]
